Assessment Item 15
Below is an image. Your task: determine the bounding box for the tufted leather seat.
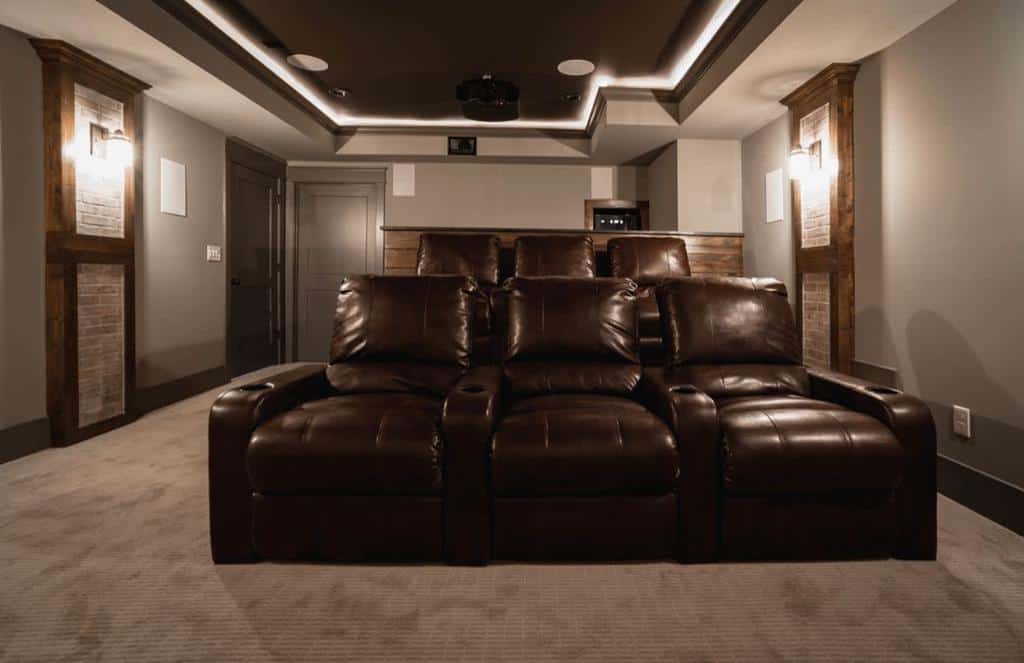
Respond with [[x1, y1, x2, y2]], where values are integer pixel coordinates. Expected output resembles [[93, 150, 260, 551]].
[[248, 393, 443, 496], [718, 394, 903, 496], [492, 394, 678, 497]]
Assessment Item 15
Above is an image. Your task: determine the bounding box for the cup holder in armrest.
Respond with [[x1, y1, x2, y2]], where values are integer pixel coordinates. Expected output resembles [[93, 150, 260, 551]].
[[459, 385, 486, 394], [238, 383, 273, 392], [865, 386, 900, 395]]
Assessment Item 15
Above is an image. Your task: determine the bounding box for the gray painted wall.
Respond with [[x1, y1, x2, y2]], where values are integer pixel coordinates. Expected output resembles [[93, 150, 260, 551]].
[[385, 162, 591, 229], [136, 96, 226, 388], [740, 114, 793, 299], [0, 26, 46, 431], [647, 142, 679, 231], [854, 0, 1024, 489]]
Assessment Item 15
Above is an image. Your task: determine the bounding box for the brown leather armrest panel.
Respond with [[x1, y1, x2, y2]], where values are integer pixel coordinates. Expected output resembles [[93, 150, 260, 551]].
[[441, 366, 503, 564], [208, 364, 330, 562], [808, 368, 936, 559], [638, 367, 719, 562]]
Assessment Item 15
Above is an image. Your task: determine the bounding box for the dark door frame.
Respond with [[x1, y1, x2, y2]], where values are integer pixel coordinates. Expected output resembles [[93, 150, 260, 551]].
[[225, 139, 287, 377]]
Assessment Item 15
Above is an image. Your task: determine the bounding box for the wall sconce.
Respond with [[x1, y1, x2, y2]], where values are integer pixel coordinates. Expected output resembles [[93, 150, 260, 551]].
[[89, 123, 134, 168], [789, 141, 822, 180]]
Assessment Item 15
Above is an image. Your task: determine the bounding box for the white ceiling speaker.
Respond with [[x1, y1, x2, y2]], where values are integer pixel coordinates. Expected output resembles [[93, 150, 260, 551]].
[[557, 59, 595, 76], [286, 53, 329, 71]]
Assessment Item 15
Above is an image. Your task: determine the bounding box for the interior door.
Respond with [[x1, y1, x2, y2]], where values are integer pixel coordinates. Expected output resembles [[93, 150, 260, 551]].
[[296, 183, 378, 361], [227, 150, 284, 377]]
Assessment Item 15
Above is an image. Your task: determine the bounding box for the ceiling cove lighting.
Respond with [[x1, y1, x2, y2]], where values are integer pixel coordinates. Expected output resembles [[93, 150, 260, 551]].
[[181, 0, 743, 130]]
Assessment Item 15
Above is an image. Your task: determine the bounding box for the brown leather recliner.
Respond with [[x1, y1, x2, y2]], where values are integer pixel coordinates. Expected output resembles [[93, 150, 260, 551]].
[[450, 277, 683, 562], [416, 233, 501, 363], [513, 234, 596, 277], [209, 275, 482, 563], [656, 276, 936, 561], [607, 236, 691, 364]]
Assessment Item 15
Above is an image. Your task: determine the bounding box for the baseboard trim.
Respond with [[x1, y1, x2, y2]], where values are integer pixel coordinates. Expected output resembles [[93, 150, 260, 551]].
[[0, 417, 51, 465], [852, 360, 898, 388], [135, 365, 231, 415], [938, 454, 1024, 536]]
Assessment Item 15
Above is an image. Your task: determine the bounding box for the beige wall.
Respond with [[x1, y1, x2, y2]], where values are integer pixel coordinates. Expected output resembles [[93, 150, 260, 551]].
[[854, 0, 1024, 487], [740, 114, 793, 298], [678, 139, 743, 233], [645, 139, 743, 233], [0, 26, 46, 431], [136, 97, 226, 388], [647, 142, 679, 231], [385, 162, 592, 229]]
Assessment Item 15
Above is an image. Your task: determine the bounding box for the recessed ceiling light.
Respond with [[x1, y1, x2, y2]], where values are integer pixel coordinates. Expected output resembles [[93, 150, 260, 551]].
[[557, 59, 595, 76], [328, 87, 351, 98], [286, 53, 328, 72]]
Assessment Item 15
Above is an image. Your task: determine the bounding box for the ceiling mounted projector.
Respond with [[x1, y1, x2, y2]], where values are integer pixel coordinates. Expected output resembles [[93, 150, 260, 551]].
[[455, 75, 519, 122]]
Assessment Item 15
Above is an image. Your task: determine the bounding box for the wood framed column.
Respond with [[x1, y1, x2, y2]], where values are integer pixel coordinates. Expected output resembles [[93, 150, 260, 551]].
[[781, 63, 859, 374], [32, 40, 150, 445]]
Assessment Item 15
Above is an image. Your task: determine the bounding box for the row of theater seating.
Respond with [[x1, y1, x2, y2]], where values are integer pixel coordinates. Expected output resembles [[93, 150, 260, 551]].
[[208, 235, 936, 564], [415, 233, 691, 363]]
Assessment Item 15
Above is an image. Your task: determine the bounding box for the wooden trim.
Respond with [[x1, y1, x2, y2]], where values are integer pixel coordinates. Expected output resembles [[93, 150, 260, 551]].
[[0, 418, 51, 465], [34, 40, 147, 446], [135, 366, 231, 415]]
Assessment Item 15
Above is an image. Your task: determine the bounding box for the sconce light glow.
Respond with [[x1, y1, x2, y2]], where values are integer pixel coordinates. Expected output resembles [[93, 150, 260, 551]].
[[789, 148, 811, 180], [106, 130, 134, 169]]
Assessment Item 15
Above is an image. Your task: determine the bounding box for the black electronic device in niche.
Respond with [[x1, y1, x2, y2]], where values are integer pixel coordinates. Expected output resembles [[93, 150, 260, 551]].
[[594, 209, 643, 231], [448, 136, 477, 156]]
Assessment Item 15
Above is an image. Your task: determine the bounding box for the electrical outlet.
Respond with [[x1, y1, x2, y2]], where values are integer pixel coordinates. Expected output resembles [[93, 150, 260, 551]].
[[952, 405, 972, 438]]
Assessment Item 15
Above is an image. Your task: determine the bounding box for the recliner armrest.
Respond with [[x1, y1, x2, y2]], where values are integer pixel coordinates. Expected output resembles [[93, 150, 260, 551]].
[[208, 364, 330, 562], [808, 368, 937, 559], [441, 366, 503, 565], [638, 367, 719, 562]]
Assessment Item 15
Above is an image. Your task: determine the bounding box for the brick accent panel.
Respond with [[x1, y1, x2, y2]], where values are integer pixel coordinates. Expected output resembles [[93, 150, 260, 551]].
[[74, 84, 125, 238], [799, 103, 830, 249], [77, 264, 125, 427], [802, 272, 831, 370]]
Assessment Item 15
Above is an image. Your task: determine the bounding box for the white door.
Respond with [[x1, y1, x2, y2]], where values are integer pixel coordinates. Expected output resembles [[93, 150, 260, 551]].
[[296, 183, 379, 361]]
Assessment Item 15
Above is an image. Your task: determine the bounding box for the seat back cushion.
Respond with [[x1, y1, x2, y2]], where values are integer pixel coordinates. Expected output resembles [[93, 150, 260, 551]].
[[500, 277, 640, 395], [513, 235, 596, 277], [416, 233, 501, 286], [657, 276, 808, 398], [607, 236, 691, 285], [327, 275, 476, 395]]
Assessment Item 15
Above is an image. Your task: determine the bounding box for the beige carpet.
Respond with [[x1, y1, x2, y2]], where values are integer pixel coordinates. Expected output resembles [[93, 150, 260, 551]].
[[1, 365, 1023, 662]]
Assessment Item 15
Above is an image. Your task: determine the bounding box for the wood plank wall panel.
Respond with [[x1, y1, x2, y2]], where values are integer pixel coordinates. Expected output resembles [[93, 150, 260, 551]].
[[382, 229, 743, 278]]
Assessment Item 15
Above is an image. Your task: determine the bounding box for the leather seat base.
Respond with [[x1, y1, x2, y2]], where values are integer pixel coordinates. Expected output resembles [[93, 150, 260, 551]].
[[721, 495, 897, 560], [719, 395, 904, 496], [492, 395, 678, 497], [493, 495, 677, 561], [253, 495, 442, 561]]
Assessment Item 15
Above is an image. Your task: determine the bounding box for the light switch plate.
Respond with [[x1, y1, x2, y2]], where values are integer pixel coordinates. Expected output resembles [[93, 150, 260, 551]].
[[206, 245, 222, 262], [952, 405, 972, 438]]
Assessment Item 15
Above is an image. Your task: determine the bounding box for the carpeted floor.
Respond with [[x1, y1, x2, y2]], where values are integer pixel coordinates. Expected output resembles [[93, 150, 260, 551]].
[[1, 365, 1023, 662]]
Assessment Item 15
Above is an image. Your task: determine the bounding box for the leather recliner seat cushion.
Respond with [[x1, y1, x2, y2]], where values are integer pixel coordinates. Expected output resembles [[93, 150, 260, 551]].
[[327, 274, 476, 395], [248, 393, 443, 496], [718, 395, 904, 496], [491, 394, 678, 497], [513, 235, 596, 277]]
